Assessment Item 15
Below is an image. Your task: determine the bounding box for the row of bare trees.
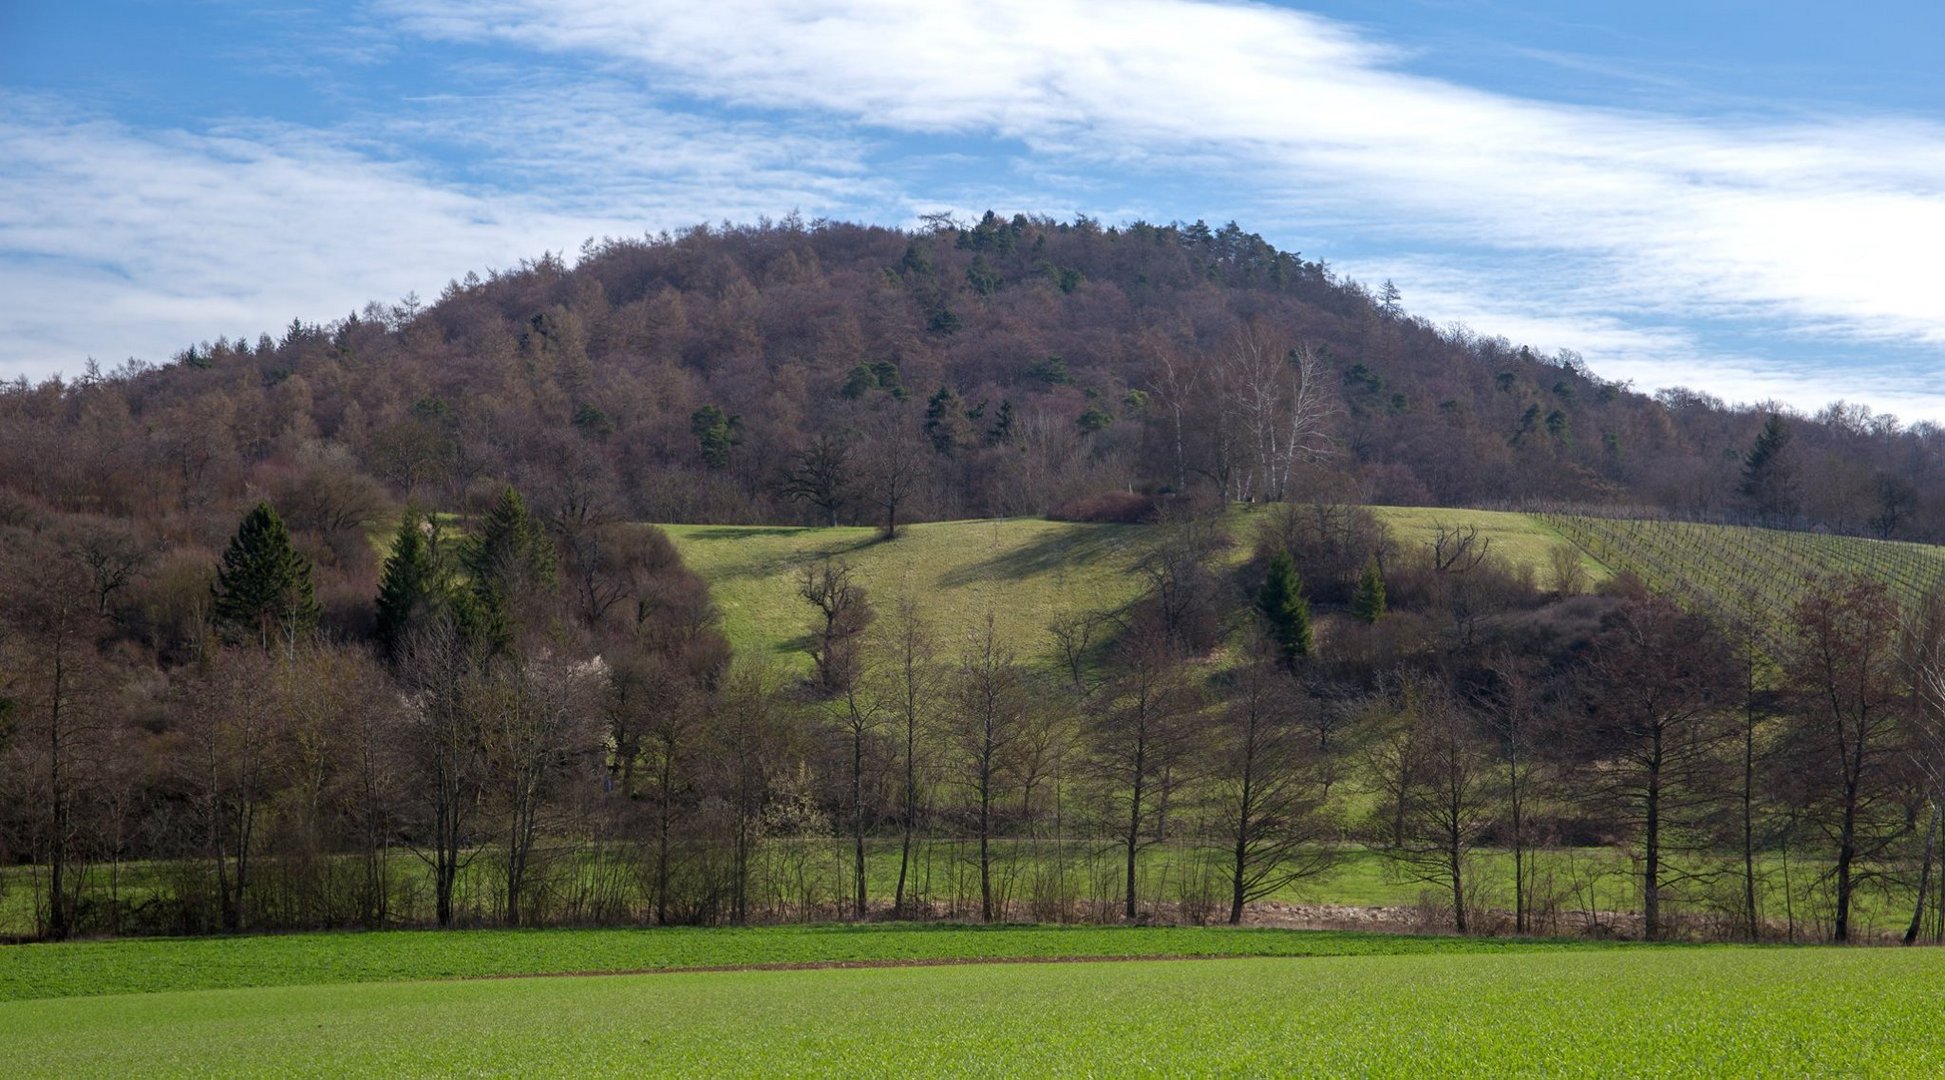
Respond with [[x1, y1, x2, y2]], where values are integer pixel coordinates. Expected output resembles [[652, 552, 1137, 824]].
[[5, 497, 1945, 943]]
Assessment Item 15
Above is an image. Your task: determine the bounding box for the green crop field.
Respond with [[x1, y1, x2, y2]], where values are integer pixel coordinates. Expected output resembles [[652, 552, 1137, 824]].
[[1, 930, 1937, 1077], [0, 923, 1605, 1003]]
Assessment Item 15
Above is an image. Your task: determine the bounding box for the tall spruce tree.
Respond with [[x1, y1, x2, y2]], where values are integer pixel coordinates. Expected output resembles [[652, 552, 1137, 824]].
[[1741, 413, 1797, 522], [212, 502, 320, 647], [689, 405, 740, 469], [1352, 556, 1388, 624], [375, 508, 444, 661], [1257, 552, 1312, 667], [460, 487, 555, 653]]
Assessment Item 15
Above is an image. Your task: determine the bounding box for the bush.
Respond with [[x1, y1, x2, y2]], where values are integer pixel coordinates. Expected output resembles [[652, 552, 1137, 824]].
[[1048, 490, 1158, 524], [1253, 503, 1392, 605]]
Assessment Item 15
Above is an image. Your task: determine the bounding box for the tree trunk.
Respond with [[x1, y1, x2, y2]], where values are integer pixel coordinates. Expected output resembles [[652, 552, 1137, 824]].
[[46, 645, 69, 940], [1742, 702, 1760, 941], [1230, 770, 1254, 926], [1124, 751, 1145, 921], [1229, 830, 1248, 926], [895, 719, 916, 917], [435, 784, 459, 927], [1906, 800, 1939, 946], [977, 775, 993, 923], [1507, 752, 1526, 935], [1643, 740, 1661, 941], [1835, 777, 1859, 943], [655, 747, 673, 925], [852, 719, 867, 920]]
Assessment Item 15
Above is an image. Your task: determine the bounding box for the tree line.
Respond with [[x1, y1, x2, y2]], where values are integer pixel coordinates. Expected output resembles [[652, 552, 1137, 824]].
[[4, 493, 1942, 944]]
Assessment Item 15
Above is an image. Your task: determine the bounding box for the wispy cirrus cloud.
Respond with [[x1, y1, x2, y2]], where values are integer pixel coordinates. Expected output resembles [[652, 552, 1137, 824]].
[[376, 0, 1945, 413], [0, 88, 889, 377]]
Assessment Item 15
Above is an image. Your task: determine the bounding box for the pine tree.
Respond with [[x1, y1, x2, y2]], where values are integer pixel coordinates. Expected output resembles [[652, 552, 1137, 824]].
[[211, 502, 319, 647], [923, 385, 966, 455], [1741, 413, 1797, 521], [987, 399, 1015, 445], [1256, 552, 1311, 667], [689, 405, 740, 469], [375, 508, 443, 661], [460, 487, 555, 653], [1352, 556, 1387, 624]]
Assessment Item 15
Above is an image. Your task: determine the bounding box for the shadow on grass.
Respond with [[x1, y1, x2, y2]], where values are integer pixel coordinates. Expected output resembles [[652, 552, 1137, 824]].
[[936, 523, 1139, 587], [679, 526, 819, 541], [691, 530, 885, 582]]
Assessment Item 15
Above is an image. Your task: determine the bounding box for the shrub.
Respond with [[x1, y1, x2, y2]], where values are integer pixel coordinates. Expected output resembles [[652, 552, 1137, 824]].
[[1048, 490, 1158, 524]]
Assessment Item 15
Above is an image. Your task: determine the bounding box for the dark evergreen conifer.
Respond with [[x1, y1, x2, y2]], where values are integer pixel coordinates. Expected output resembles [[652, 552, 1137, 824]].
[[460, 487, 555, 653], [212, 502, 319, 646], [1741, 413, 1797, 521], [1256, 552, 1311, 666], [1352, 556, 1387, 624], [375, 508, 443, 661], [689, 405, 740, 469]]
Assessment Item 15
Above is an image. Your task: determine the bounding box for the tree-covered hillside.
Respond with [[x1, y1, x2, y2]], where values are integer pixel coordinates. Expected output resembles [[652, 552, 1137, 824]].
[[5, 213, 1940, 546]]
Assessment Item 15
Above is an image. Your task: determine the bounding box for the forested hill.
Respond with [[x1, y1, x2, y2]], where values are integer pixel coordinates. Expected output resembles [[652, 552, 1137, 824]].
[[2, 212, 1939, 540]]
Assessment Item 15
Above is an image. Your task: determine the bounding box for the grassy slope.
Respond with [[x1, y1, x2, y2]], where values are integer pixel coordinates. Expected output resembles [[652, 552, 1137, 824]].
[[665, 507, 1596, 668], [665, 519, 1150, 670], [0, 924, 1607, 1003], [1365, 505, 1603, 584], [4, 946, 1939, 1077], [671, 506, 1945, 671]]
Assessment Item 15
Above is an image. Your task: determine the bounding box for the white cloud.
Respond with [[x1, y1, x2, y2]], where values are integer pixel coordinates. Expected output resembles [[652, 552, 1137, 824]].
[[377, 0, 1945, 411], [0, 90, 887, 377]]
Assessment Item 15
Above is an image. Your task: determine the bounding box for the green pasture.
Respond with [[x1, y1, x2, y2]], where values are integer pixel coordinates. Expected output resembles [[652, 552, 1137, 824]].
[[664, 507, 1600, 670], [2, 942, 1938, 1077], [0, 923, 1604, 1003], [665, 519, 1148, 671], [1365, 505, 1606, 585]]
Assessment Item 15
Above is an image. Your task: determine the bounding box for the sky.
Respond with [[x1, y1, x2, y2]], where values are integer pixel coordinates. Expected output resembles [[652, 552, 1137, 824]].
[[4, 1, 1943, 419]]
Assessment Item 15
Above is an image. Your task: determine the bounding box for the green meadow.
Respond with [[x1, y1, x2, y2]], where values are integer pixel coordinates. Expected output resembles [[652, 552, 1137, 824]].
[[663, 506, 1598, 670], [2, 929, 1937, 1077]]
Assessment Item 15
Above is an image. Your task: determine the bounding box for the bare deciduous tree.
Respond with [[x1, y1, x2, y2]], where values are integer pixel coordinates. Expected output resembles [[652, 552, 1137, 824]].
[[398, 620, 486, 928], [1579, 595, 1738, 940], [1211, 640, 1335, 924], [799, 559, 873, 696], [949, 614, 1029, 922], [879, 596, 939, 916], [478, 650, 601, 925], [0, 540, 116, 939], [1087, 618, 1199, 920], [1782, 574, 1909, 943], [1365, 671, 1492, 933]]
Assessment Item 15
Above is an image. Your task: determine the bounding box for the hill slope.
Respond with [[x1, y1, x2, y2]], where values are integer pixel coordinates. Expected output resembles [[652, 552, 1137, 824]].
[[671, 507, 1944, 668], [1548, 513, 1945, 650], [666, 519, 1147, 668], [667, 507, 1600, 666], [9, 214, 1945, 555]]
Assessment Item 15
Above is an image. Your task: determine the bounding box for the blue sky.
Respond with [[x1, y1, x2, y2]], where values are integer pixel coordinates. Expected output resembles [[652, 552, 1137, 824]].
[[4, 1, 1942, 419]]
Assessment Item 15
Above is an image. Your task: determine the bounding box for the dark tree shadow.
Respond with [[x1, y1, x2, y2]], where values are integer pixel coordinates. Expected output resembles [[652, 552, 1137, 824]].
[[936, 523, 1138, 587]]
